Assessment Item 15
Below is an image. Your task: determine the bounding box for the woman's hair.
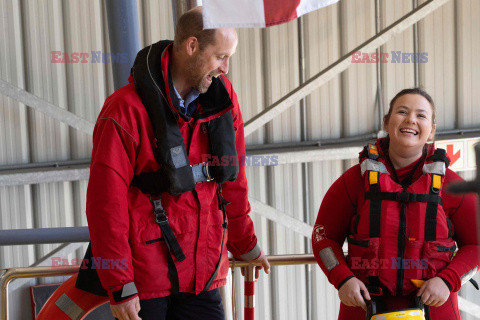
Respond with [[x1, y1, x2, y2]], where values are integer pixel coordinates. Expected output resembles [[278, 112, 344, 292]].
[[383, 88, 436, 126]]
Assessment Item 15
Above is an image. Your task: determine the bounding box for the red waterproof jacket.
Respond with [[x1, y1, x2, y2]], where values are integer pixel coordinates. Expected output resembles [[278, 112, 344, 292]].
[[312, 139, 479, 296], [86, 43, 260, 305]]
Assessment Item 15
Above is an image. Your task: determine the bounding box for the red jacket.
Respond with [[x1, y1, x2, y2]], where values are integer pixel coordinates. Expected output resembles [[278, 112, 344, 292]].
[[86, 45, 260, 304], [312, 140, 479, 295]]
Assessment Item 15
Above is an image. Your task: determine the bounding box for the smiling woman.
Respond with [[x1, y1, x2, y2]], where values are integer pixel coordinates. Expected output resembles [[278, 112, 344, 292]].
[[383, 88, 437, 169], [311, 88, 479, 320]]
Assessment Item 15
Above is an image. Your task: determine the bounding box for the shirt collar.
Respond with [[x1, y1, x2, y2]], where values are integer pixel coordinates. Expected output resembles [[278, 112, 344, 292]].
[[172, 85, 200, 109]]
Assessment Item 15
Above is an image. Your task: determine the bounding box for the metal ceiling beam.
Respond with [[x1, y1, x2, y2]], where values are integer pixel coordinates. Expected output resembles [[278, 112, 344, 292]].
[[1, 130, 478, 187], [0, 164, 89, 187], [244, 0, 451, 137], [250, 199, 312, 238], [0, 79, 94, 135]]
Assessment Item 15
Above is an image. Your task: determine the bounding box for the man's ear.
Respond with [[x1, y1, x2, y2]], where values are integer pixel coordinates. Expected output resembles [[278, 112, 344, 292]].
[[428, 123, 437, 140], [185, 36, 199, 56]]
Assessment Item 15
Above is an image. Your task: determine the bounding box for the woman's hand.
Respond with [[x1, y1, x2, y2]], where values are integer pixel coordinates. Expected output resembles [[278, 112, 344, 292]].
[[338, 277, 371, 310], [417, 277, 450, 307]]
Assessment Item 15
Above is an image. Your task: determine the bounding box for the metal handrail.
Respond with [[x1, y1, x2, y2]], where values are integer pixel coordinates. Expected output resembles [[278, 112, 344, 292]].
[[0, 254, 316, 320]]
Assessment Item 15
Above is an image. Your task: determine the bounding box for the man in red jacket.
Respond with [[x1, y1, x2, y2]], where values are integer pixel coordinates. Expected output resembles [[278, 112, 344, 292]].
[[85, 7, 269, 320]]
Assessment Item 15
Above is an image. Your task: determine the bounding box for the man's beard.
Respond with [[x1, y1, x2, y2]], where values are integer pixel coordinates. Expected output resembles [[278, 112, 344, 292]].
[[188, 56, 212, 94], [194, 74, 210, 94]]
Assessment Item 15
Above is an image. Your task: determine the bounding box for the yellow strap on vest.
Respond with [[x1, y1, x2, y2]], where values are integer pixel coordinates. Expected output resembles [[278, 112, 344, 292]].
[[432, 174, 442, 190], [369, 171, 378, 185]]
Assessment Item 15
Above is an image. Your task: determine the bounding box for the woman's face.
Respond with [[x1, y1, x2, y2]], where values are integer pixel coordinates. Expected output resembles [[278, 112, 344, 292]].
[[384, 94, 436, 153]]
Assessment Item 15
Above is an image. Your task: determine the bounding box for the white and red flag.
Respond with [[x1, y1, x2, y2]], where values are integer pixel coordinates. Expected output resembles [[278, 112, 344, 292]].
[[203, 0, 340, 29]]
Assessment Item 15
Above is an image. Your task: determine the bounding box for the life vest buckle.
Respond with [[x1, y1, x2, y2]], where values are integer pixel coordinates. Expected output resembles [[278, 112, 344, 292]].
[[155, 210, 168, 224], [191, 162, 213, 183], [396, 192, 410, 203]]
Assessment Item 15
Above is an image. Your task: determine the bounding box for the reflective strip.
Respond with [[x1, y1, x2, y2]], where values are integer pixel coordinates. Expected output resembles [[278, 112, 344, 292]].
[[319, 247, 339, 271], [360, 158, 388, 176], [423, 161, 446, 175], [461, 266, 478, 286], [245, 295, 255, 308], [369, 171, 378, 185], [55, 293, 85, 320], [121, 282, 138, 298], [432, 174, 442, 190], [240, 243, 261, 262]]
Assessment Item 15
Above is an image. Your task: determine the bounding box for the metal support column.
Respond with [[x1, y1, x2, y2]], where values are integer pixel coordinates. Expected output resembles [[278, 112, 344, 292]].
[[105, 0, 141, 91]]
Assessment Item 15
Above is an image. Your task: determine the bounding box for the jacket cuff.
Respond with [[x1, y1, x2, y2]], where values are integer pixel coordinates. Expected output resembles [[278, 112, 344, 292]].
[[108, 282, 138, 305], [337, 276, 354, 290], [437, 269, 460, 292], [439, 276, 452, 292], [239, 243, 262, 262], [330, 264, 356, 290]]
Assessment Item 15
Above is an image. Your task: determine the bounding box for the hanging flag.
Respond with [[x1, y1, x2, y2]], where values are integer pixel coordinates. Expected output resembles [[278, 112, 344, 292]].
[[203, 0, 340, 29]]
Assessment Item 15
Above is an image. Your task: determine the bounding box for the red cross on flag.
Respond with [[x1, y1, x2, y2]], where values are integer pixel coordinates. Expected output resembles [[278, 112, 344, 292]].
[[203, 0, 340, 29]]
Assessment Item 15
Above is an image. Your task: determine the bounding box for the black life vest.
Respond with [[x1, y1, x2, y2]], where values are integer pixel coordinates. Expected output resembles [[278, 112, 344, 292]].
[[130, 40, 239, 195]]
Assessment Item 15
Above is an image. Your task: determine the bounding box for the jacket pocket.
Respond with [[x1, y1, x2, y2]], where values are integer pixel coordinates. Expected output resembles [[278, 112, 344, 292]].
[[347, 236, 380, 282], [403, 239, 425, 291], [206, 223, 229, 281], [422, 238, 456, 279]]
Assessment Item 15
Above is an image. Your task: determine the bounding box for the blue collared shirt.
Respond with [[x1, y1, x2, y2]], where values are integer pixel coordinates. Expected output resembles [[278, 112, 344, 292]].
[[173, 86, 200, 117]]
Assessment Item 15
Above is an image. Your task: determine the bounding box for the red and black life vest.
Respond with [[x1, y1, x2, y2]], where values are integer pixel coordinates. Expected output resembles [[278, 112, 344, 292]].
[[347, 140, 455, 296]]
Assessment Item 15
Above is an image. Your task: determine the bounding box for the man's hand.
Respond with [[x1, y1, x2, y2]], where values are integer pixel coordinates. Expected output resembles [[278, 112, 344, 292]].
[[338, 277, 371, 310], [417, 277, 450, 307], [241, 251, 271, 279], [110, 296, 141, 320], [253, 250, 270, 279]]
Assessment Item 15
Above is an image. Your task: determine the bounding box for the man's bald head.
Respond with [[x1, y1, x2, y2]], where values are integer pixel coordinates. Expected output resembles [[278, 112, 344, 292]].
[[174, 6, 217, 50]]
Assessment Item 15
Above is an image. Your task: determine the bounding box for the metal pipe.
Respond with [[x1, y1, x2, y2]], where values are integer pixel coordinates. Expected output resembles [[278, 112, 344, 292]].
[[171, 0, 202, 27], [244, 265, 255, 320], [0, 266, 79, 320], [230, 254, 317, 268], [105, 0, 141, 91], [297, 15, 312, 320], [0, 255, 317, 320], [0, 227, 89, 246]]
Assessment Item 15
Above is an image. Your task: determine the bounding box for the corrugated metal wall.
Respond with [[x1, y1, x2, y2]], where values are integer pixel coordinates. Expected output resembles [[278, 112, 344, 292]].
[[1, 0, 479, 319]]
